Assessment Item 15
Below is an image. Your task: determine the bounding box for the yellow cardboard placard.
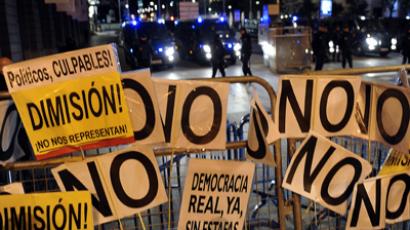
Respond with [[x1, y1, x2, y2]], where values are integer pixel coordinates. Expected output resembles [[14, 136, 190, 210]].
[[0, 191, 93, 229], [11, 71, 134, 159], [378, 149, 410, 176]]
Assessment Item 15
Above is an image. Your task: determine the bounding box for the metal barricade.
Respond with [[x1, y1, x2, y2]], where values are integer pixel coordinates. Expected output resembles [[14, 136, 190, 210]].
[[3, 66, 409, 229], [0, 76, 287, 230], [286, 65, 410, 230]]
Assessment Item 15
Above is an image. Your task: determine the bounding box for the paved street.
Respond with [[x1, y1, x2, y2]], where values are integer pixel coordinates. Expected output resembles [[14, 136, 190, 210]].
[[151, 49, 404, 123]]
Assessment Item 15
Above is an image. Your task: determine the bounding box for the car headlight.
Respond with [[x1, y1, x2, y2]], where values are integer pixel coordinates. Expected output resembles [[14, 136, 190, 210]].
[[165, 47, 175, 56], [234, 43, 241, 51], [366, 37, 378, 46], [391, 38, 397, 45], [203, 44, 211, 53], [328, 41, 334, 48]]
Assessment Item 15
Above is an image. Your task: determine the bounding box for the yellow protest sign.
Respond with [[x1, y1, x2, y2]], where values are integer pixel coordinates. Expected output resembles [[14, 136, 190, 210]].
[[3, 45, 134, 159], [0, 191, 93, 229], [378, 149, 410, 176]]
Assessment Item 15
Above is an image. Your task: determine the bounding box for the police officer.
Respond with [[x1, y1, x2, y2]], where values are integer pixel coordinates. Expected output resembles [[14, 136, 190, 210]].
[[211, 35, 226, 78], [137, 34, 153, 68], [402, 27, 410, 64], [240, 28, 253, 76], [312, 24, 328, 71], [340, 24, 353, 68]]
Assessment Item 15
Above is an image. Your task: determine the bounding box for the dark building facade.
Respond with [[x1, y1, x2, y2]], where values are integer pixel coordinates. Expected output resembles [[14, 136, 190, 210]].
[[0, 0, 89, 61]]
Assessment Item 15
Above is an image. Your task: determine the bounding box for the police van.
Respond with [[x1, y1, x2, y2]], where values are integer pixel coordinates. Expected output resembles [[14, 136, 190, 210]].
[[121, 19, 176, 68], [174, 17, 240, 64]]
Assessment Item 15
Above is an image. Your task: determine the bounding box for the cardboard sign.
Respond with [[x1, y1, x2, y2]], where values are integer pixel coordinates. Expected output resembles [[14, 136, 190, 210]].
[[153, 79, 229, 149], [283, 132, 372, 215], [0, 99, 30, 166], [384, 172, 410, 224], [0, 182, 24, 195], [354, 82, 372, 138], [51, 145, 168, 225], [378, 149, 410, 176], [312, 77, 361, 136], [347, 172, 410, 228], [3, 45, 134, 159], [276, 76, 313, 138], [246, 95, 276, 166], [276, 76, 361, 139], [346, 177, 388, 229], [122, 70, 165, 144], [370, 84, 410, 153], [177, 159, 255, 230], [0, 191, 93, 229]]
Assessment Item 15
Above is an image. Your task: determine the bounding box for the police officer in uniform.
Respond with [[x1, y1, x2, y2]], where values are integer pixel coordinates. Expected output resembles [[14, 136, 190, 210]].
[[240, 28, 253, 76], [211, 35, 226, 78], [312, 24, 328, 71], [340, 24, 353, 68], [402, 27, 410, 64]]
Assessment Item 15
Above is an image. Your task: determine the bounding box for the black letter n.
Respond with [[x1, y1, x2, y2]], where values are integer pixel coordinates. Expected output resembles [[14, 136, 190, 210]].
[[57, 162, 113, 217], [279, 79, 313, 133], [349, 179, 382, 228], [285, 135, 335, 193]]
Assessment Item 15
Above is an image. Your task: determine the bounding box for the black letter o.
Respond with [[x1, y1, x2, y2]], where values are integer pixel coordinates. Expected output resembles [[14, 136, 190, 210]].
[[181, 86, 222, 144], [110, 151, 158, 208], [376, 89, 410, 145], [123, 79, 156, 140], [321, 157, 362, 205], [386, 173, 410, 220], [320, 81, 354, 132]]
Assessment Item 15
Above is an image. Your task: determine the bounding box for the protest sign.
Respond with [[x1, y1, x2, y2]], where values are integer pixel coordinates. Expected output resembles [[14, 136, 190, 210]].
[[354, 82, 372, 138], [347, 171, 410, 228], [3, 45, 134, 159], [122, 70, 165, 144], [347, 177, 388, 229], [246, 94, 276, 166], [276, 76, 313, 138], [152, 79, 178, 144], [0, 99, 30, 166], [153, 79, 229, 149], [370, 84, 410, 153], [276, 76, 361, 139], [0, 191, 92, 229], [312, 77, 361, 136], [378, 149, 410, 176], [283, 132, 372, 215], [177, 158, 255, 230], [0, 182, 24, 195], [51, 145, 168, 225], [384, 172, 410, 224]]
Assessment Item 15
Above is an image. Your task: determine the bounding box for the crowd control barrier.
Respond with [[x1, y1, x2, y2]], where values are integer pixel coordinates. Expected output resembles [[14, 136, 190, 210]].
[[1, 67, 410, 229], [0, 76, 287, 230]]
